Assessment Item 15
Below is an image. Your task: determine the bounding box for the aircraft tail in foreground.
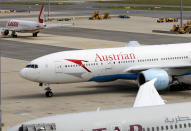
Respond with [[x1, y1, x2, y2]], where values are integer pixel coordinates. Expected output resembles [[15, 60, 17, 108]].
[[133, 78, 165, 107]]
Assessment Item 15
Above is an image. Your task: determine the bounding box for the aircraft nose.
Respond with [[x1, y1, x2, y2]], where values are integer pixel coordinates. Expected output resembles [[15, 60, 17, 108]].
[[6, 125, 19, 131], [19, 68, 26, 78]]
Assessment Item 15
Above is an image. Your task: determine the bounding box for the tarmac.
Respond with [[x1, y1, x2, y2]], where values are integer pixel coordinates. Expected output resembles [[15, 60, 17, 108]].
[[2, 5, 191, 131], [1, 3, 191, 19]]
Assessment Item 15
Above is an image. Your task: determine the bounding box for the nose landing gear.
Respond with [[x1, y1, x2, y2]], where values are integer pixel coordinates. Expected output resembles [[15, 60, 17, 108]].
[[45, 87, 54, 97], [39, 83, 54, 97]]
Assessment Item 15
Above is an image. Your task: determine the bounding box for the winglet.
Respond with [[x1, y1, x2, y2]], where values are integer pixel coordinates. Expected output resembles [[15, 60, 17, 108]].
[[133, 78, 165, 108], [126, 41, 140, 47], [38, 5, 44, 23]]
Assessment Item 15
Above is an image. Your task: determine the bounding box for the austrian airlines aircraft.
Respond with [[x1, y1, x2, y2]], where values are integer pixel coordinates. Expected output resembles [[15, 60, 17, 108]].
[[20, 41, 191, 97], [6, 80, 191, 131], [1, 5, 45, 37]]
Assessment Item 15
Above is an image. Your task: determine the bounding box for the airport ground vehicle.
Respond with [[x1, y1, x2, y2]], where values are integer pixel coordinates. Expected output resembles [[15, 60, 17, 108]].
[[157, 18, 178, 23], [171, 21, 191, 34], [157, 18, 164, 23]]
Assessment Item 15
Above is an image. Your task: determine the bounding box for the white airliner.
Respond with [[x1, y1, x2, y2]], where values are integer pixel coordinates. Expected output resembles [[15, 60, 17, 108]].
[[1, 5, 45, 37], [20, 41, 191, 97], [6, 79, 191, 131]]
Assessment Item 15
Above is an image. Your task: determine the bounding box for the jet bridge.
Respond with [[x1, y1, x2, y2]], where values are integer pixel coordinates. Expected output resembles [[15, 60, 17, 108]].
[[18, 123, 56, 131]]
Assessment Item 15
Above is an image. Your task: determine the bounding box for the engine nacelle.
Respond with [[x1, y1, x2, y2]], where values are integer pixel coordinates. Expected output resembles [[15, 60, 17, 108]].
[[1, 29, 9, 36], [138, 69, 171, 90]]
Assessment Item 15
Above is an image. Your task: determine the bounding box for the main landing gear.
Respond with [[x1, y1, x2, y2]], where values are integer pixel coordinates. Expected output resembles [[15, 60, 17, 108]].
[[39, 83, 54, 97], [33, 32, 39, 37], [169, 79, 191, 91], [11, 31, 17, 38]]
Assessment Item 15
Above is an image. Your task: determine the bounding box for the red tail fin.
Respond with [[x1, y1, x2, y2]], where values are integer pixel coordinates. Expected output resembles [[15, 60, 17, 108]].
[[38, 5, 44, 23]]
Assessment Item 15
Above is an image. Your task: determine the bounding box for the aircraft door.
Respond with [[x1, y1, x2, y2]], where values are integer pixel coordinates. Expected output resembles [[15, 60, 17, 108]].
[[105, 61, 112, 70], [95, 61, 112, 76], [55, 61, 63, 73]]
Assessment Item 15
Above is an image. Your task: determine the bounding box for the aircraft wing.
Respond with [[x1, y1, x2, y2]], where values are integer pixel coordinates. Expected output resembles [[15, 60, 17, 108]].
[[125, 64, 191, 73], [133, 78, 165, 108], [0, 27, 16, 32], [46, 23, 72, 29]]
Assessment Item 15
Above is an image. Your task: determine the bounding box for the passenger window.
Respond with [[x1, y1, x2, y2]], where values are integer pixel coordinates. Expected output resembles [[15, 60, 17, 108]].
[[184, 123, 186, 128], [175, 124, 177, 129], [166, 125, 168, 130]]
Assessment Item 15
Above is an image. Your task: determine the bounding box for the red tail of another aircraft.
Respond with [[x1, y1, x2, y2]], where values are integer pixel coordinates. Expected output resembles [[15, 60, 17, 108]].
[[38, 5, 44, 23]]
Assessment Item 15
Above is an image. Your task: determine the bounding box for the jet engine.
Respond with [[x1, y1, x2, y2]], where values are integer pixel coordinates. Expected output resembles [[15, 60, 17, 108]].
[[138, 69, 171, 90], [1, 28, 9, 36]]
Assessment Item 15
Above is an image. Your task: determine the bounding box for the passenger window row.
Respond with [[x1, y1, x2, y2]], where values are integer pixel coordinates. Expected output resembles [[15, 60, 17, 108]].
[[118, 60, 135, 64], [141, 122, 191, 131], [161, 56, 188, 61], [65, 63, 98, 68], [138, 58, 158, 62], [65, 60, 136, 68]]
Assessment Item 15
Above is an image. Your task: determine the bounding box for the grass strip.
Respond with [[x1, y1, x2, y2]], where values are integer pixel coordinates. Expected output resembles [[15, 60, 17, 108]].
[[95, 0, 191, 6], [0, 2, 72, 5], [94, 5, 191, 11]]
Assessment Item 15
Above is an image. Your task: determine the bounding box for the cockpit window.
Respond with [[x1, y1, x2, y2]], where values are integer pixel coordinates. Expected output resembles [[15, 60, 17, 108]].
[[25, 64, 38, 69], [34, 65, 38, 68], [26, 65, 31, 68], [31, 65, 35, 68]]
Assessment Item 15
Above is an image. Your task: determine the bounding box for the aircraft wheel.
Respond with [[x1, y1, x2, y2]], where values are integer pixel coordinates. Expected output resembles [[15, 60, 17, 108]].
[[170, 84, 185, 91], [45, 91, 53, 97], [33, 32, 38, 37], [11, 34, 17, 38]]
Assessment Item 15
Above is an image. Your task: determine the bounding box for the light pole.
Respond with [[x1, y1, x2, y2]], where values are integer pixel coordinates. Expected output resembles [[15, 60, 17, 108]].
[[180, 0, 183, 28], [48, 0, 50, 20], [0, 51, 1, 131]]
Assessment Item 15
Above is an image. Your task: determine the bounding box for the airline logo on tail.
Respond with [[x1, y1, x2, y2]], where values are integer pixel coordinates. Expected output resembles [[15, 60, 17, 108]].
[[38, 5, 44, 23]]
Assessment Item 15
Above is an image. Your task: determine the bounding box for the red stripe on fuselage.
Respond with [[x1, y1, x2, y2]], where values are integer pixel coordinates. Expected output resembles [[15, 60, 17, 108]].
[[21, 27, 44, 32], [65, 59, 91, 72]]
